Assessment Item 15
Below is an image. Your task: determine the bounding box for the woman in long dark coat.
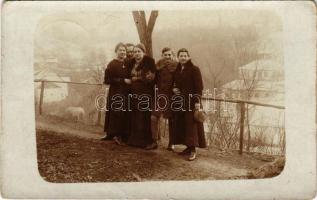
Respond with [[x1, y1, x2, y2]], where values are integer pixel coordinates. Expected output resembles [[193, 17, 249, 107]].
[[127, 43, 156, 148], [171, 48, 207, 161], [102, 43, 131, 144]]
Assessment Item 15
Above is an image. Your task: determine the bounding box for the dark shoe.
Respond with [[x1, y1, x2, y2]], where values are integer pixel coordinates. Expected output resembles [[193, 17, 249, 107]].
[[114, 136, 123, 145], [178, 147, 191, 155], [188, 151, 197, 161], [100, 135, 113, 141], [167, 144, 175, 151], [145, 142, 158, 150]]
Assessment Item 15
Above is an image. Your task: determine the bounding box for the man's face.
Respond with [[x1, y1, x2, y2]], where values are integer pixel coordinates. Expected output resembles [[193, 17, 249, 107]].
[[162, 50, 172, 60], [178, 52, 190, 64], [126, 46, 134, 58]]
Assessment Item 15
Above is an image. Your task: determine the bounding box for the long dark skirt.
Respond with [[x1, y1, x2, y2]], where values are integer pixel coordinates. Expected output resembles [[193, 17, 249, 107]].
[[104, 109, 130, 141], [170, 110, 206, 148], [104, 93, 130, 141], [127, 81, 154, 147], [128, 110, 153, 147]]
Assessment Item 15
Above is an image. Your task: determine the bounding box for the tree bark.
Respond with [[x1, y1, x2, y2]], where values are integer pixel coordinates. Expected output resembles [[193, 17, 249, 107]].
[[132, 10, 158, 57]]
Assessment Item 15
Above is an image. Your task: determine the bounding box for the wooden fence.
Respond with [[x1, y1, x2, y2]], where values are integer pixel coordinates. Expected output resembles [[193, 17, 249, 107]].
[[34, 79, 285, 155]]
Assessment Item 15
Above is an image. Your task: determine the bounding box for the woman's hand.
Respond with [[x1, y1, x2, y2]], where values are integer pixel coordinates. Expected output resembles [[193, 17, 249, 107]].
[[132, 76, 140, 81], [194, 103, 201, 110], [173, 88, 181, 95], [124, 79, 132, 85]]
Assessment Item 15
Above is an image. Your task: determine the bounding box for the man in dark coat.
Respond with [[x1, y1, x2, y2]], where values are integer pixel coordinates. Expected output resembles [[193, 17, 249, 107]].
[[145, 47, 178, 150], [171, 48, 207, 161]]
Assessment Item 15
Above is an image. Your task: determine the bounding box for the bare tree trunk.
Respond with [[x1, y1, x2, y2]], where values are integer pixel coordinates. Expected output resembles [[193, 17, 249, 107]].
[[132, 10, 158, 57]]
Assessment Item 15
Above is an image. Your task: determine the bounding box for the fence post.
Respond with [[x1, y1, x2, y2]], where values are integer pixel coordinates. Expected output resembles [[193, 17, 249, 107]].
[[39, 81, 45, 115], [96, 84, 103, 125], [239, 102, 245, 155]]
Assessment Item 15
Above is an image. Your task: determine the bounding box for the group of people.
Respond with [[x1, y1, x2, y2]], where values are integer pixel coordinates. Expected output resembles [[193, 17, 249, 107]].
[[100, 42, 206, 161]]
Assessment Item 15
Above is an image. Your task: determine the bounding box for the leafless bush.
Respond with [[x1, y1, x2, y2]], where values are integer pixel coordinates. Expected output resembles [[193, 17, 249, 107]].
[[207, 102, 240, 150], [205, 101, 285, 156]]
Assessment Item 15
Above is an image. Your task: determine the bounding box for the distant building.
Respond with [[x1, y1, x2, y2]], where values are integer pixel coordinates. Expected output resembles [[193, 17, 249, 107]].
[[34, 57, 57, 70], [46, 58, 59, 68], [34, 69, 70, 103], [218, 59, 285, 145], [222, 59, 284, 105], [83, 77, 98, 84]]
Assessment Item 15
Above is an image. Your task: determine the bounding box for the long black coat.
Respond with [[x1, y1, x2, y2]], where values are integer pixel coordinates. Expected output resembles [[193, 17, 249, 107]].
[[103, 59, 130, 141], [171, 60, 207, 148], [126, 55, 156, 147]]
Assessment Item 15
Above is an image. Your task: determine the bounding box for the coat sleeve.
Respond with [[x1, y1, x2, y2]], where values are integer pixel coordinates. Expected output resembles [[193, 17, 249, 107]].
[[173, 69, 180, 89], [154, 60, 162, 85], [192, 66, 204, 103], [104, 62, 123, 85], [124, 59, 132, 79]]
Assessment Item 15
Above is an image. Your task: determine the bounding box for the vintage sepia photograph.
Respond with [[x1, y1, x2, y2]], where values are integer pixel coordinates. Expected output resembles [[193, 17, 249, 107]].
[[1, 1, 316, 199], [34, 9, 285, 182]]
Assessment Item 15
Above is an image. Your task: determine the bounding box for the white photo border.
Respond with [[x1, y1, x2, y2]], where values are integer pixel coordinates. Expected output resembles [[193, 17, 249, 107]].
[[1, 1, 316, 199]]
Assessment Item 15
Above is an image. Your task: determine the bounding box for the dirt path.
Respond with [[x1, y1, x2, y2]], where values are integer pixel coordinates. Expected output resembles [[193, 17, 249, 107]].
[[36, 115, 104, 139], [36, 116, 273, 182]]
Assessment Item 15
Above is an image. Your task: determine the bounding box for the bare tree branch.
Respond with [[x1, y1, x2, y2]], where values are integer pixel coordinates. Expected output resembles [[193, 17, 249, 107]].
[[147, 10, 158, 34], [132, 11, 144, 42], [131, 10, 158, 57], [139, 11, 147, 31]]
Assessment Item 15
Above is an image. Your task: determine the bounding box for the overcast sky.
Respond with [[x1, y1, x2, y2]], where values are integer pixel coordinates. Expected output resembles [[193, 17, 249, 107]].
[[35, 10, 281, 62]]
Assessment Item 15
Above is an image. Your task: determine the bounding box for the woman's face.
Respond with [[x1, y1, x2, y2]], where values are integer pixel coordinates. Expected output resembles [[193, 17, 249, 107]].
[[178, 52, 190, 64], [116, 46, 126, 60], [133, 47, 144, 61]]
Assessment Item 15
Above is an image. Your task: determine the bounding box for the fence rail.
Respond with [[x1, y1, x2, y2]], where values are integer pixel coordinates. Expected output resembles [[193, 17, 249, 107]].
[[201, 97, 285, 110], [34, 79, 103, 86], [34, 79, 285, 155]]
